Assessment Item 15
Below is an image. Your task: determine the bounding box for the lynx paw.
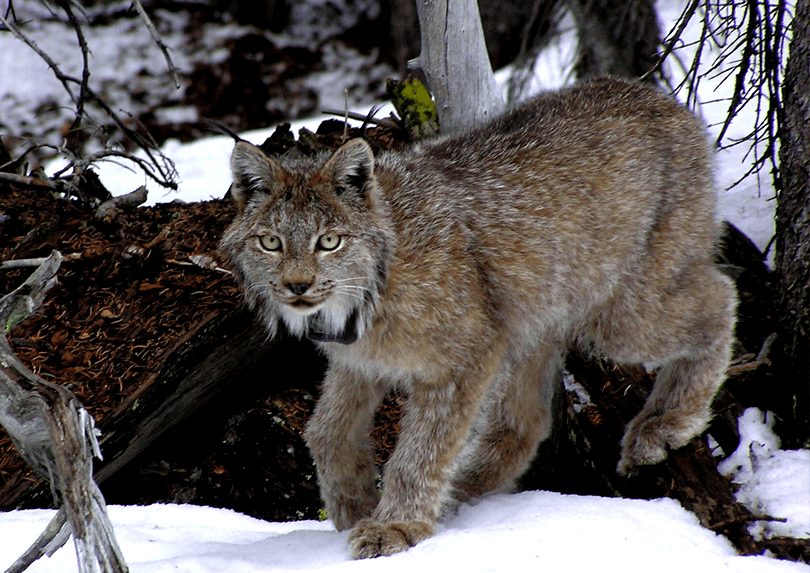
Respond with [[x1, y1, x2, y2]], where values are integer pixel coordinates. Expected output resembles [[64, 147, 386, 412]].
[[618, 410, 707, 475], [348, 519, 434, 559]]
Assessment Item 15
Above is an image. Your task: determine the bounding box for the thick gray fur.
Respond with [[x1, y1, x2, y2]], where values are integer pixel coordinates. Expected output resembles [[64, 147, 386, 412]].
[[219, 77, 737, 559]]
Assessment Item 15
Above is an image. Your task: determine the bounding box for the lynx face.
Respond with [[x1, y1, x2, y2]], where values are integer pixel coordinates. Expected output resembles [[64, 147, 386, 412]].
[[219, 140, 393, 344]]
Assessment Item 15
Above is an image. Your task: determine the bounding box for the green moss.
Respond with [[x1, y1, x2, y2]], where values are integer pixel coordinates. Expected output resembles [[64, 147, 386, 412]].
[[387, 77, 439, 140]]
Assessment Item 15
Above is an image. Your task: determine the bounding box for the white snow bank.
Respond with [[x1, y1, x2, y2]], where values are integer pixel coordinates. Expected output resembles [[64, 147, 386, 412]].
[[2, 492, 807, 573], [720, 408, 810, 540]]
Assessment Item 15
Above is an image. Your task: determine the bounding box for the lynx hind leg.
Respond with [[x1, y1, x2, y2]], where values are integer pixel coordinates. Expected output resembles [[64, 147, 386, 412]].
[[450, 343, 562, 504], [611, 267, 737, 475]]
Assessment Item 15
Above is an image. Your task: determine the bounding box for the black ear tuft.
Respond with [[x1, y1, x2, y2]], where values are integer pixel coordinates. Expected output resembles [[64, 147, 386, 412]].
[[322, 139, 375, 197], [230, 141, 282, 211], [344, 161, 370, 195]]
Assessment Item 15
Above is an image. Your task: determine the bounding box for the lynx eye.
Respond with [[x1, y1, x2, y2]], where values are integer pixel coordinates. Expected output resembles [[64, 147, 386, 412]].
[[258, 234, 282, 252], [316, 232, 342, 252]]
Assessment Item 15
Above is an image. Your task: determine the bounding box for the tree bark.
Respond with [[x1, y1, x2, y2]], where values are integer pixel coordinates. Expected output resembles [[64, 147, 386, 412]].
[[775, 0, 810, 448], [414, 0, 505, 132], [386, 1, 559, 79]]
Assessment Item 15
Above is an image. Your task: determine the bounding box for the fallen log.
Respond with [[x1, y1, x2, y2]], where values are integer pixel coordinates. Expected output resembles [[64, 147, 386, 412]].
[[0, 184, 326, 523]]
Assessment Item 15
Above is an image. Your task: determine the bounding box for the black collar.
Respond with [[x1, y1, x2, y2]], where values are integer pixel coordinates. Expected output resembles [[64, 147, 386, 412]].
[[305, 308, 360, 345]]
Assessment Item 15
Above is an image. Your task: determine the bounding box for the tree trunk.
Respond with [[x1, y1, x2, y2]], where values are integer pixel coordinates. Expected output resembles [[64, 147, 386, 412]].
[[386, 0, 559, 80], [775, 0, 810, 448], [566, 0, 661, 80], [414, 0, 504, 132]]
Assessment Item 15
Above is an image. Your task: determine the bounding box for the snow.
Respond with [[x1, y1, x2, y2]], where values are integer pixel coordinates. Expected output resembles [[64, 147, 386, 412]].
[[3, 409, 801, 572], [720, 408, 810, 540], [1, 490, 808, 573], [0, 5, 191, 149], [1, 0, 808, 571]]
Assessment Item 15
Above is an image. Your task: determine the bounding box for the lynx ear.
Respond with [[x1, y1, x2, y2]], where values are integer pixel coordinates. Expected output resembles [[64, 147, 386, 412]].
[[322, 138, 375, 198], [230, 141, 282, 211]]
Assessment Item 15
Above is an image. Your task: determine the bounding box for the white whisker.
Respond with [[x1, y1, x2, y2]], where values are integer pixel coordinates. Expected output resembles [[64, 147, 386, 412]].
[[333, 289, 366, 302], [246, 282, 276, 292]]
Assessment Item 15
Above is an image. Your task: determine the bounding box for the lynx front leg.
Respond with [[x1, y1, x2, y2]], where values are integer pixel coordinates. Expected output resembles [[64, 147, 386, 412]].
[[304, 365, 386, 531], [348, 370, 490, 559]]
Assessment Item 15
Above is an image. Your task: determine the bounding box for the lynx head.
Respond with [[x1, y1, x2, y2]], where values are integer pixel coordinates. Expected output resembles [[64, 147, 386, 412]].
[[219, 138, 393, 344]]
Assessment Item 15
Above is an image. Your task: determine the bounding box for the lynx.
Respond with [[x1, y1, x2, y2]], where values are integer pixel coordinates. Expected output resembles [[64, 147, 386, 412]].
[[219, 77, 737, 559]]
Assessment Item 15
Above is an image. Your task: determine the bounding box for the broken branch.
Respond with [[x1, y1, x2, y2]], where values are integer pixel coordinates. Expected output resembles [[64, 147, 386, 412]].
[[0, 251, 129, 573]]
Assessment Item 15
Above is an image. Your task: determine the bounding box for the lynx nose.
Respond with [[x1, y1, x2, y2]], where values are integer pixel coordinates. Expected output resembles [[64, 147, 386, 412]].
[[285, 280, 312, 296]]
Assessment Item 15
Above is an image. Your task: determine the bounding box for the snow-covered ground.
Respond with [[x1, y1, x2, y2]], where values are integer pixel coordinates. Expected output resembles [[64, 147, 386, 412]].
[[1, 0, 808, 571], [0, 408, 806, 573]]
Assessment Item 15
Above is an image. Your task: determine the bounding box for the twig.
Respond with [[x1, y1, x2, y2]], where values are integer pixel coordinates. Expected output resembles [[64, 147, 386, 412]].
[[711, 512, 788, 531], [200, 119, 245, 143], [640, 0, 700, 82], [0, 5, 178, 192], [95, 186, 148, 221], [5, 509, 70, 573], [63, 87, 178, 190], [2, 0, 16, 21], [0, 10, 79, 106], [660, 0, 790, 195], [715, 0, 759, 145], [726, 332, 777, 376], [1, 253, 82, 271], [320, 108, 399, 129], [130, 0, 180, 88], [171, 254, 233, 275], [55, 0, 92, 159], [0, 171, 74, 193]]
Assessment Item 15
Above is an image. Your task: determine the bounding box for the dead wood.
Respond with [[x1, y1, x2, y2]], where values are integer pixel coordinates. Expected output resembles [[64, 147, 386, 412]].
[[93, 309, 277, 484], [0, 251, 128, 573], [95, 186, 148, 223], [552, 349, 809, 562]]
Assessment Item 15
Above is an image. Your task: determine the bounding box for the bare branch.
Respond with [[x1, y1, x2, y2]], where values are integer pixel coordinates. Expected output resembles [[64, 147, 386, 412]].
[[0, 3, 178, 193], [320, 108, 400, 129], [0, 171, 75, 193], [55, 0, 92, 159], [715, 0, 760, 144], [130, 0, 180, 89], [641, 0, 699, 83], [0, 10, 79, 106], [5, 509, 70, 573], [1, 253, 82, 271], [661, 0, 792, 192]]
